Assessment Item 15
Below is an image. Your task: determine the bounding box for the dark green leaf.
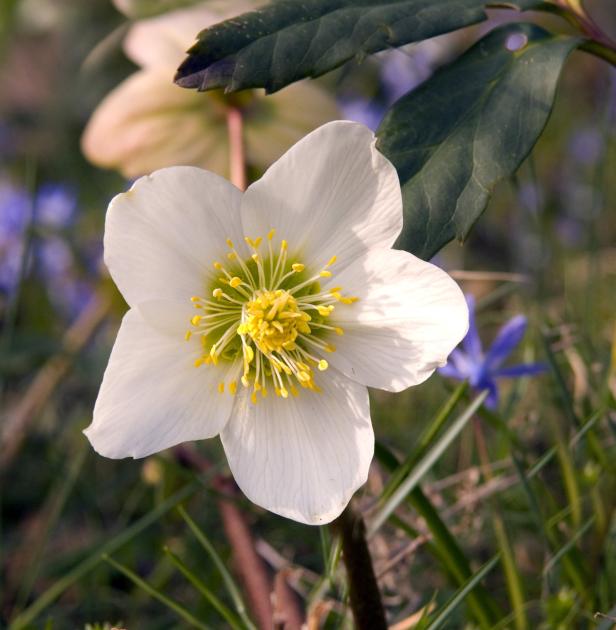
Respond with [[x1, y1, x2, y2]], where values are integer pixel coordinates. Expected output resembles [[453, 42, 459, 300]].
[[175, 0, 543, 93], [377, 23, 580, 260]]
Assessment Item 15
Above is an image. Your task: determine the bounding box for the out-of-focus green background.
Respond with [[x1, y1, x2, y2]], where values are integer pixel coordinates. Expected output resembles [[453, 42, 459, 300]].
[[1, 1, 615, 628]]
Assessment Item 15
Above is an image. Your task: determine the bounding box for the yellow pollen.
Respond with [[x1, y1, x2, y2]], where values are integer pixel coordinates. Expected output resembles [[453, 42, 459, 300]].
[[241, 289, 303, 355], [188, 232, 358, 404]]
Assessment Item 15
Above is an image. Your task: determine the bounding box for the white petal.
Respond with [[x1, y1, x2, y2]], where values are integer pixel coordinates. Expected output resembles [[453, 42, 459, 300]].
[[327, 249, 468, 391], [240, 120, 402, 272], [123, 6, 219, 68], [221, 369, 373, 525], [81, 70, 230, 179], [104, 165, 245, 306], [85, 307, 238, 458]]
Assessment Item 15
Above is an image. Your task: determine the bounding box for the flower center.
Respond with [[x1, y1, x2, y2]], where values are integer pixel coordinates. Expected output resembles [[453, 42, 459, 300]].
[[186, 230, 357, 404], [239, 289, 309, 355]]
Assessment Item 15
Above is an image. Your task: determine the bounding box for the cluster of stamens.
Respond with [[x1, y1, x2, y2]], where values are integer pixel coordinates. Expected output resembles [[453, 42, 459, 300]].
[[185, 230, 358, 403]]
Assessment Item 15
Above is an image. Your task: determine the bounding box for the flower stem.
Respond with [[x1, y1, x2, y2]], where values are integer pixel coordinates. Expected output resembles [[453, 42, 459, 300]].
[[331, 502, 387, 630], [227, 106, 246, 191]]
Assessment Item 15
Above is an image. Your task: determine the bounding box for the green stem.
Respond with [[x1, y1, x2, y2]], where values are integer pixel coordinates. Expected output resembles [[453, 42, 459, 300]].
[[330, 503, 387, 630], [578, 40, 616, 67]]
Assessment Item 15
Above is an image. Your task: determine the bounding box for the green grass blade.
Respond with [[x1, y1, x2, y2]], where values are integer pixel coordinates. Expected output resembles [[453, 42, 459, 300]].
[[542, 516, 596, 579], [493, 514, 527, 630], [368, 390, 488, 536], [163, 546, 245, 629], [380, 382, 468, 501], [9, 483, 197, 630], [103, 554, 210, 630], [375, 443, 500, 628], [178, 505, 256, 630], [425, 555, 501, 630]]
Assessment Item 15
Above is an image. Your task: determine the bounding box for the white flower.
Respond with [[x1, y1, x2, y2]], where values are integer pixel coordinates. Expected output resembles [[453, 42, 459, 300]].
[[81, 2, 338, 179], [85, 121, 468, 525]]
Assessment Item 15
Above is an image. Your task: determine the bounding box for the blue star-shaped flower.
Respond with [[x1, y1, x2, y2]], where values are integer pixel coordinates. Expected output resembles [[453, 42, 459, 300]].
[[438, 294, 546, 409]]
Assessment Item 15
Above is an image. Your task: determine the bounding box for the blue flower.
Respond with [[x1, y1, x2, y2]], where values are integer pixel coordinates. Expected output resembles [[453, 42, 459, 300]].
[[438, 294, 546, 409], [0, 178, 31, 295], [36, 184, 77, 229]]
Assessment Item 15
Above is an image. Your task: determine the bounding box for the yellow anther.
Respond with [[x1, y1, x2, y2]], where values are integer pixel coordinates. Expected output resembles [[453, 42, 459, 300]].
[[261, 387, 268, 398], [254, 237, 262, 247], [335, 327, 344, 336], [229, 276, 242, 288], [244, 236, 254, 247], [226, 238, 234, 248], [191, 315, 202, 326], [229, 381, 238, 395], [291, 263, 305, 273], [290, 385, 299, 397], [213, 288, 223, 299], [318, 359, 329, 371], [297, 371, 311, 382], [281, 240, 288, 250], [190, 296, 201, 302], [341, 296, 359, 304], [327, 255, 337, 267], [280, 387, 289, 399], [251, 391, 258, 404], [241, 375, 250, 387], [194, 358, 204, 368], [184, 330, 192, 341], [244, 345, 254, 363], [213, 261, 222, 270], [267, 229, 276, 240], [218, 382, 225, 394], [329, 287, 342, 293], [319, 270, 332, 278], [325, 343, 336, 353], [251, 253, 259, 262], [317, 305, 334, 317], [227, 251, 237, 260]]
